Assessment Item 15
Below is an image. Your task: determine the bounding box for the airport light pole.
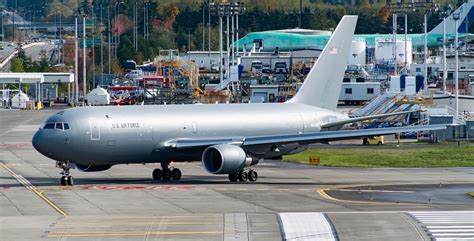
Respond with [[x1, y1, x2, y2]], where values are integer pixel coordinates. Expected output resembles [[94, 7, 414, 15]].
[[387, 0, 437, 87], [210, 2, 227, 88], [226, 10, 230, 78], [393, 13, 397, 75], [424, 13, 428, 94], [442, 16, 446, 94], [107, 6, 111, 74], [83, 16, 87, 105], [454, 11, 460, 116], [230, 3, 244, 63], [441, 5, 452, 95], [202, 3, 205, 51], [404, 13, 408, 73], [75, 15, 79, 105]]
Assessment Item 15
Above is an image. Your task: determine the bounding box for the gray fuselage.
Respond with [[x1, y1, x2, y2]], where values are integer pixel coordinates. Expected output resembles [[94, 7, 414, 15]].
[[32, 103, 347, 166]]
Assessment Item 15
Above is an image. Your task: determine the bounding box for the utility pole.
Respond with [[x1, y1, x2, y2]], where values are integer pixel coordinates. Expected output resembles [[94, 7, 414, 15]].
[[59, 3, 62, 64], [12, 0, 15, 42], [442, 16, 447, 94], [202, 3, 205, 51], [299, 0, 302, 29], [1, 10, 3, 42], [83, 16, 87, 104], [100, 4, 104, 86], [454, 12, 460, 116], [208, 0, 211, 54], [393, 13, 397, 75], [143, 1, 146, 40], [92, 14, 96, 89], [423, 14, 428, 94], [107, 6, 111, 74], [404, 13, 407, 73], [75, 16, 79, 105], [231, 9, 235, 67], [219, 14, 223, 87], [226, 12, 229, 78]]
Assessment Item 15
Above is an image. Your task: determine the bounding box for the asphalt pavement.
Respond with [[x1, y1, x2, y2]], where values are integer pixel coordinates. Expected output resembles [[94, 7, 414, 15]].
[[0, 109, 473, 240]]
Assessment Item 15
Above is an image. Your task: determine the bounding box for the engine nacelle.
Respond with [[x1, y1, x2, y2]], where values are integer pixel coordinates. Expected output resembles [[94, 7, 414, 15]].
[[74, 163, 112, 172], [202, 144, 250, 174]]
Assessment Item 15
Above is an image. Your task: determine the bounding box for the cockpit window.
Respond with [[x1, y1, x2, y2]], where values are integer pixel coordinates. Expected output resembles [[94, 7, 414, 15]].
[[44, 123, 55, 129], [42, 122, 70, 130], [55, 123, 64, 130]]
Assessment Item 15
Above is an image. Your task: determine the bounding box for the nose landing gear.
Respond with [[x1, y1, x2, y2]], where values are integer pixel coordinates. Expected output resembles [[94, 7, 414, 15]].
[[57, 161, 73, 186]]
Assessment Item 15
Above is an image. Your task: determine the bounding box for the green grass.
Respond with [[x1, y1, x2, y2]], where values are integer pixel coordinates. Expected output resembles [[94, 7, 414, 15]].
[[283, 144, 474, 168]]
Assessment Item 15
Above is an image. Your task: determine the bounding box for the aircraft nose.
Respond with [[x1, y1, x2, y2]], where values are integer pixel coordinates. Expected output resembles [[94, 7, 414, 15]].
[[32, 129, 48, 155]]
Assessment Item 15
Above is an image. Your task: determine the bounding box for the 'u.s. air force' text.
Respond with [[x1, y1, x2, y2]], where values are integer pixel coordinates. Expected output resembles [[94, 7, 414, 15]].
[[111, 123, 140, 129]]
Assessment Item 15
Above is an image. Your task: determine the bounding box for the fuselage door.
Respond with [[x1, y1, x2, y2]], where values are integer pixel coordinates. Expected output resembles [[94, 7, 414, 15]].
[[89, 119, 100, 140], [192, 122, 198, 134]]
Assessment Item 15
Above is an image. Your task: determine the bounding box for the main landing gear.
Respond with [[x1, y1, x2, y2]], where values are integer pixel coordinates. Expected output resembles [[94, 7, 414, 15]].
[[152, 161, 182, 181], [57, 161, 74, 186], [228, 169, 258, 182]]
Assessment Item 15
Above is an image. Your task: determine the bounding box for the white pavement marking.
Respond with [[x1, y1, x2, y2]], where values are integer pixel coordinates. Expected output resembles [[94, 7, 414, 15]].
[[409, 211, 474, 241], [278, 212, 338, 241]]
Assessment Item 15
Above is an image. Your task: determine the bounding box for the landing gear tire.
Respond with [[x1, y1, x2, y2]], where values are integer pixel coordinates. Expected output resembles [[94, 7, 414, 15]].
[[66, 176, 74, 186], [60, 176, 73, 186], [152, 168, 163, 180], [228, 173, 239, 182], [171, 168, 182, 180], [162, 169, 172, 181], [57, 161, 73, 186], [248, 170, 258, 182], [238, 170, 248, 182]]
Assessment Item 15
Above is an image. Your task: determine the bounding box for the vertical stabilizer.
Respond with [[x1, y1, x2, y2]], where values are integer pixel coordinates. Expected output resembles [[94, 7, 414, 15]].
[[287, 15, 357, 111], [429, 0, 474, 35]]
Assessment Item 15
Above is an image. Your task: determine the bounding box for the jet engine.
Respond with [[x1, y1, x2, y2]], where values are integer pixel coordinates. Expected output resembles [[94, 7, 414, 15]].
[[202, 144, 251, 174], [74, 163, 112, 172]]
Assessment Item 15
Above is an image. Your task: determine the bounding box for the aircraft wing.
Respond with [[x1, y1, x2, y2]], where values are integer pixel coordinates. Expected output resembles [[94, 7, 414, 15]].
[[167, 124, 446, 149], [320, 110, 423, 129]]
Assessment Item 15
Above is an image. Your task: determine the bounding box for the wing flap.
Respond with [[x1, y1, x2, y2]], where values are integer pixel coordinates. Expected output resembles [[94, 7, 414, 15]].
[[243, 124, 446, 146], [167, 125, 446, 149]]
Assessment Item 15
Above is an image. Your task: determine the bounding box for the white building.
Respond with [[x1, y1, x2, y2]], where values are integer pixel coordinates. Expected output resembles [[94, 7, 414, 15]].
[[374, 38, 413, 65]]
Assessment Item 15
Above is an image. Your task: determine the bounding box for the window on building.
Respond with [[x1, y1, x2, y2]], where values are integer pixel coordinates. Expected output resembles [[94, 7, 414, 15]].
[[343, 78, 350, 83], [345, 88, 352, 94], [416, 68, 421, 72], [367, 88, 374, 94]]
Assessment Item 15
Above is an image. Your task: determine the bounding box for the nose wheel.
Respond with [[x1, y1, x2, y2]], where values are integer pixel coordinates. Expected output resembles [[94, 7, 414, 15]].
[[228, 169, 258, 182], [57, 161, 73, 186]]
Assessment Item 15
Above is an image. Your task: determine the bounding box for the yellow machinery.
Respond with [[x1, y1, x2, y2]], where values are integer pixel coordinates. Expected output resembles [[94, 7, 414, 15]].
[[363, 136, 384, 145], [155, 50, 200, 98]]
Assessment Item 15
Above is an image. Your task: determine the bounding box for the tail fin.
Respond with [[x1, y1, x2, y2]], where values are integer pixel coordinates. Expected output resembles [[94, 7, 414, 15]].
[[287, 15, 357, 111], [429, 0, 474, 35]]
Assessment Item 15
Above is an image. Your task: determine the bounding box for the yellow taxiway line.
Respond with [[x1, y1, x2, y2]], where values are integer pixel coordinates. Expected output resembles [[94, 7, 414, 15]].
[[0, 163, 67, 216]]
